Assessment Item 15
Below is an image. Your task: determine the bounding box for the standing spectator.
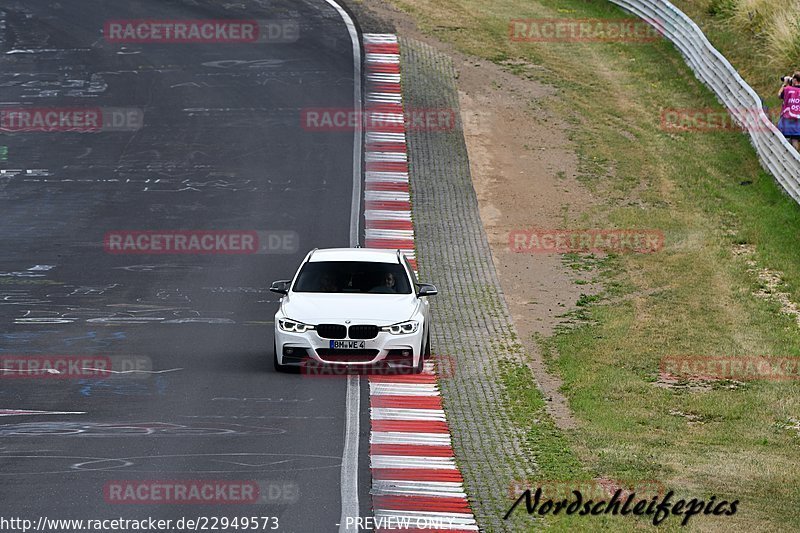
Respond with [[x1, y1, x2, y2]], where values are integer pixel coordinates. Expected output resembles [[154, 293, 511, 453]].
[[778, 72, 800, 150]]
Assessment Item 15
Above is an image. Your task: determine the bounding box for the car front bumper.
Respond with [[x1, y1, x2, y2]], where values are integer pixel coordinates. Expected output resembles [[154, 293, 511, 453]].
[[274, 326, 424, 368]]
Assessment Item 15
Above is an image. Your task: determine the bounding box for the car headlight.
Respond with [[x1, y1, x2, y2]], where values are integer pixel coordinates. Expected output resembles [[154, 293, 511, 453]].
[[278, 319, 315, 333], [381, 320, 419, 335]]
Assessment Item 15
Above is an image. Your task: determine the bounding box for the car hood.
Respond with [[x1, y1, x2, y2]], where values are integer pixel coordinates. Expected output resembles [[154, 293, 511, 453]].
[[281, 292, 418, 324]]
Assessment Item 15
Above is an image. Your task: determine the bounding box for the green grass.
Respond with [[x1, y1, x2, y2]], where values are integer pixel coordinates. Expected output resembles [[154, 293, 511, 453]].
[[671, 0, 800, 111], [498, 356, 584, 481], [387, 0, 800, 530]]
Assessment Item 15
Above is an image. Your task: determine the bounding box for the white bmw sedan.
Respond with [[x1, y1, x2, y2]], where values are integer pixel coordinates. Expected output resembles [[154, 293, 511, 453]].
[[270, 248, 437, 373]]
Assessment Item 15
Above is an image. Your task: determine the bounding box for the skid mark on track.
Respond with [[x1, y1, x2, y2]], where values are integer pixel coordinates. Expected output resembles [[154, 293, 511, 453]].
[[0, 422, 284, 438], [0, 409, 86, 417], [71, 453, 341, 473], [78, 375, 169, 397], [211, 397, 313, 403]]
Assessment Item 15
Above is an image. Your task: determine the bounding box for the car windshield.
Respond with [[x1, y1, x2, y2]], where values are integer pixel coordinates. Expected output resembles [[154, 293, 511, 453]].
[[293, 261, 412, 294]]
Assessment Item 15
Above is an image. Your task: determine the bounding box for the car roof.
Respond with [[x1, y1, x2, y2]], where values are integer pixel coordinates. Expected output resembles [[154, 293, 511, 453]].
[[307, 248, 401, 264]]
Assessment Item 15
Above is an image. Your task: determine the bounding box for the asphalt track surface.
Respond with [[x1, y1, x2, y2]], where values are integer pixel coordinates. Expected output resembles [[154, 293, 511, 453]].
[[0, 1, 370, 530]]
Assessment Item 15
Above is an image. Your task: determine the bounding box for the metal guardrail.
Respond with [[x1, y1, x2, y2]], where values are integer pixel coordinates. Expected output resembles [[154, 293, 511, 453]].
[[608, 0, 800, 202]]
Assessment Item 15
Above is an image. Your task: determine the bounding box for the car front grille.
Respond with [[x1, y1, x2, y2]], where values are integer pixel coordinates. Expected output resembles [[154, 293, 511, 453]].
[[348, 325, 379, 339], [316, 324, 380, 339], [316, 324, 347, 339], [316, 349, 379, 363]]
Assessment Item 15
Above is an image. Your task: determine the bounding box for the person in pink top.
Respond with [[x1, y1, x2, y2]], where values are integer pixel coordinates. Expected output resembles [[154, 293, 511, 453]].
[[778, 72, 800, 150]]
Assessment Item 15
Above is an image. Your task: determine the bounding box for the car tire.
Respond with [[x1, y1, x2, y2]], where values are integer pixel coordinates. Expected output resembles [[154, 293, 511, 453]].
[[273, 342, 288, 373], [412, 350, 424, 374], [423, 329, 432, 360]]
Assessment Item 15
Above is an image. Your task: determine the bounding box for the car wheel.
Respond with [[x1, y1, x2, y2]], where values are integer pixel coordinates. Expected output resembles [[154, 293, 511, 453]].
[[423, 329, 432, 360], [411, 350, 424, 374], [273, 342, 288, 373]]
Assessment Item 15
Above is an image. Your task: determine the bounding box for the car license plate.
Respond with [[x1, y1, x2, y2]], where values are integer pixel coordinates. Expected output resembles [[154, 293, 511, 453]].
[[330, 340, 366, 349]]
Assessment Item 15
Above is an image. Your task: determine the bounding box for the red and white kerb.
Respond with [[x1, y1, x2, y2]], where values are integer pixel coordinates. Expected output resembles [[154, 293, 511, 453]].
[[363, 33, 416, 273], [363, 33, 478, 532]]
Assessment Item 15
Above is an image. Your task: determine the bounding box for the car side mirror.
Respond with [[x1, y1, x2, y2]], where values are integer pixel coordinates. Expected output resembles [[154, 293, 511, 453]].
[[270, 280, 291, 295], [416, 283, 438, 297]]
